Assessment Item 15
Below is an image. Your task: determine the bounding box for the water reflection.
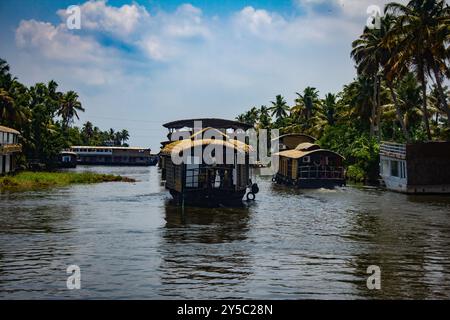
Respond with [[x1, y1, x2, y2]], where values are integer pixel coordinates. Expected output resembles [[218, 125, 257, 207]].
[[0, 192, 77, 298], [157, 200, 252, 299], [1, 166, 450, 299], [345, 191, 450, 299]]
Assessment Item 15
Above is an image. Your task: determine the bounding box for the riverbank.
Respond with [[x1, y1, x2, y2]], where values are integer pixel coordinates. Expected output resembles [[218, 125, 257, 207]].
[[0, 171, 135, 192]]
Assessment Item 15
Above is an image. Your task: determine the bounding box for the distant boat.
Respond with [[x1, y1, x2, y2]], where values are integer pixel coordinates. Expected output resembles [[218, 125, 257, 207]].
[[159, 118, 257, 206], [70, 146, 158, 166], [272, 136, 346, 189], [380, 141, 450, 194], [58, 151, 77, 168]]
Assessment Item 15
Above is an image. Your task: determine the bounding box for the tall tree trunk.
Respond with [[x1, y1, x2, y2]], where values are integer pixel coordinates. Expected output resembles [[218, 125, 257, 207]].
[[376, 77, 382, 141], [418, 66, 432, 141], [433, 67, 450, 128], [370, 76, 377, 137], [388, 82, 411, 143]]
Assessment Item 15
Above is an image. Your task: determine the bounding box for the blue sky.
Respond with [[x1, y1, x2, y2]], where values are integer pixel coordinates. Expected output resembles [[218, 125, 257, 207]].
[[0, 0, 401, 149]]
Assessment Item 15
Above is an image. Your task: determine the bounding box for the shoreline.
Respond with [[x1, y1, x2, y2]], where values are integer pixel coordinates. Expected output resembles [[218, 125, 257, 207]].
[[0, 171, 136, 192]]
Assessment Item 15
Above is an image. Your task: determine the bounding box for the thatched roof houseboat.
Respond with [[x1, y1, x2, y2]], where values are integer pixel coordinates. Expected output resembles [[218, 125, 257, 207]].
[[273, 140, 346, 188], [159, 119, 256, 206]]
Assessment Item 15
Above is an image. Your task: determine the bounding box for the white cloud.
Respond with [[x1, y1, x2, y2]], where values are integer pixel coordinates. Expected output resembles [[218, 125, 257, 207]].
[[15, 19, 108, 64], [296, 0, 410, 17], [233, 6, 286, 37], [10, 1, 371, 148], [57, 0, 150, 38]]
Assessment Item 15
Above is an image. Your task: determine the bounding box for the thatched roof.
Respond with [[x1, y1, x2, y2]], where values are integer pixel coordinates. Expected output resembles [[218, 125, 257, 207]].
[[295, 142, 320, 151], [160, 139, 252, 156], [0, 125, 20, 135], [272, 133, 316, 143], [163, 118, 252, 130], [275, 148, 345, 160]]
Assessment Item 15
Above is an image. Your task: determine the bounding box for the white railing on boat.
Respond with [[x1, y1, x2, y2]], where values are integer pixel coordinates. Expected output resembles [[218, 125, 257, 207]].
[[380, 142, 406, 159]]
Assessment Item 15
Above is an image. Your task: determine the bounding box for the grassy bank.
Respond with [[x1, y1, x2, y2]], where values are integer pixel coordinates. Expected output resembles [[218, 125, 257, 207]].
[[0, 171, 135, 192]]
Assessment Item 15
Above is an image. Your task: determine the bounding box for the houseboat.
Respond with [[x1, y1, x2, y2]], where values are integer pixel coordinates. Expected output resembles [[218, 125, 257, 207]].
[[274, 133, 317, 151], [70, 146, 158, 166], [380, 141, 450, 194], [273, 141, 346, 188], [58, 151, 78, 168], [0, 125, 22, 175], [159, 118, 256, 206]]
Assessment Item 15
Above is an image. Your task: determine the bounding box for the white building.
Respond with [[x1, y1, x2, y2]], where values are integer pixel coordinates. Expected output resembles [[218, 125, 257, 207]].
[[0, 125, 22, 175]]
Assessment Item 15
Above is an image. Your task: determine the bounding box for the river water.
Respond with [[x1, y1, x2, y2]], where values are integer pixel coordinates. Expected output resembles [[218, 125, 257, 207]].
[[0, 166, 450, 299]]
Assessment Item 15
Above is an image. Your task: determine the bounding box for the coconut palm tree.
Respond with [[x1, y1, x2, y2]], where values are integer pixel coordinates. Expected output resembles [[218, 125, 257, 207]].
[[353, 14, 411, 141], [58, 91, 85, 129], [385, 0, 450, 140], [270, 95, 289, 121], [120, 129, 130, 145], [294, 87, 320, 121]]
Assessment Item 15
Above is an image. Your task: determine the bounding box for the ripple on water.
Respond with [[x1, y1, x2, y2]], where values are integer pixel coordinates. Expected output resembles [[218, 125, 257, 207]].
[[1, 166, 450, 299]]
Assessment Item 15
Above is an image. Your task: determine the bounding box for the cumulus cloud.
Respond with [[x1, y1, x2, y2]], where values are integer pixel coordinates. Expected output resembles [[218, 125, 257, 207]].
[[296, 0, 410, 17], [10, 0, 378, 148], [15, 19, 109, 64], [57, 0, 149, 38]]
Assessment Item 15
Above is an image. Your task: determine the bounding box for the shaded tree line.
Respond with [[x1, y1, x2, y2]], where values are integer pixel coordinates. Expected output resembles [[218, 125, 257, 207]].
[[237, 0, 450, 182], [0, 59, 130, 167]]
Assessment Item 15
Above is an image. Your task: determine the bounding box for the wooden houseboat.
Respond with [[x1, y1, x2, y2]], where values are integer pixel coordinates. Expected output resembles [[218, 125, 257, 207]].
[[274, 141, 346, 188], [0, 125, 22, 175], [159, 118, 256, 206], [58, 151, 78, 168], [380, 141, 450, 194], [274, 133, 317, 151], [70, 146, 158, 166]]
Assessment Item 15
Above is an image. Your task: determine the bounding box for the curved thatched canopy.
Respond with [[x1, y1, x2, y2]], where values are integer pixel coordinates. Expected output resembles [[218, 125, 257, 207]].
[[272, 133, 316, 143], [275, 148, 345, 160], [0, 125, 20, 135], [160, 139, 251, 156], [295, 142, 320, 151], [163, 118, 252, 130]]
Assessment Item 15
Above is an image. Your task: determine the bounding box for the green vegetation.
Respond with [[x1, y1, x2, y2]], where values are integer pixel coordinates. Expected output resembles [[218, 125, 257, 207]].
[[0, 171, 135, 192], [237, 0, 450, 183], [0, 60, 131, 168]]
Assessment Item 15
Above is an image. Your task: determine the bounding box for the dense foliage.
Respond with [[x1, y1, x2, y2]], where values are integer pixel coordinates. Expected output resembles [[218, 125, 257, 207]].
[[237, 0, 450, 183], [0, 59, 130, 167]]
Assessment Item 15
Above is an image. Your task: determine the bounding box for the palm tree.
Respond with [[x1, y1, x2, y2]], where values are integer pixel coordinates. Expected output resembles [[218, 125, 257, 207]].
[[58, 91, 85, 129], [353, 14, 411, 141], [258, 105, 271, 129], [385, 0, 450, 140], [322, 93, 337, 126], [120, 129, 130, 145], [294, 87, 320, 121], [270, 95, 289, 121], [82, 121, 94, 144]]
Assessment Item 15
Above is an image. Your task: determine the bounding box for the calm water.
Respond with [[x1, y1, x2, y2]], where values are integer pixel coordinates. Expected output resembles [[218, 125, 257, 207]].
[[1, 166, 450, 299]]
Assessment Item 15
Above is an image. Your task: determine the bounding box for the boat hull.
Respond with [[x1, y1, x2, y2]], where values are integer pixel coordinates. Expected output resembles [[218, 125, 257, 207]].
[[169, 189, 247, 207], [274, 174, 345, 189]]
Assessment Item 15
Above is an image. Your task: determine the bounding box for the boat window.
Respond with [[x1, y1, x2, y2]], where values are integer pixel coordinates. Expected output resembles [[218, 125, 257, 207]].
[[390, 160, 399, 177], [302, 156, 310, 163], [400, 161, 406, 179]]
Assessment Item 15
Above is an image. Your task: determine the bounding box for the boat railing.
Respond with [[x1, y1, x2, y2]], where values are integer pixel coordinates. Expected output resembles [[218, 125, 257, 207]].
[[380, 142, 406, 159], [185, 166, 236, 190], [298, 166, 345, 179]]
